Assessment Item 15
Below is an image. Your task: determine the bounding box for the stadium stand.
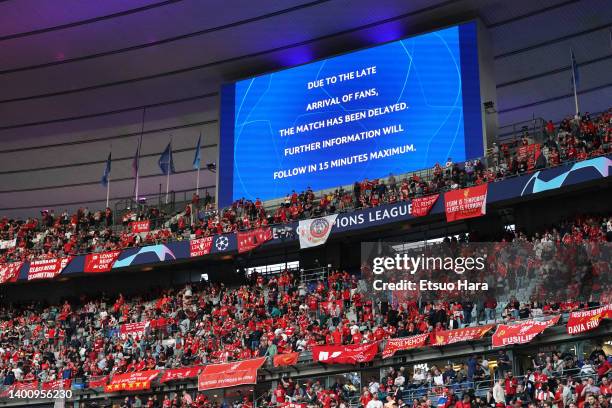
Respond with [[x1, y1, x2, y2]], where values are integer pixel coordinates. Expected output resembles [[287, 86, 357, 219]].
[[0, 208, 610, 407], [1, 109, 609, 265]]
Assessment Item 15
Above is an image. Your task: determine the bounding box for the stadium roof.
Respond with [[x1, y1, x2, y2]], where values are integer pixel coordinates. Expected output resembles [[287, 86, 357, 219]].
[[0, 0, 610, 216], [1, 0, 610, 133]]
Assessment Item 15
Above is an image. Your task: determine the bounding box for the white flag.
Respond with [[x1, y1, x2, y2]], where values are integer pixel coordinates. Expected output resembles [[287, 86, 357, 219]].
[[297, 214, 338, 249]]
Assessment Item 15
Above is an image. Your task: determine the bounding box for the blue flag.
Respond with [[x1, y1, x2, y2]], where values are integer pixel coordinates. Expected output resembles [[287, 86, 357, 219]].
[[571, 49, 580, 88], [101, 152, 112, 187], [158, 141, 175, 175], [193, 134, 202, 170]]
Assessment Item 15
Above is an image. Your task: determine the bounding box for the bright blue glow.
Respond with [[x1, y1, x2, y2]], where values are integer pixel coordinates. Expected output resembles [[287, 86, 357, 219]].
[[219, 23, 483, 205]]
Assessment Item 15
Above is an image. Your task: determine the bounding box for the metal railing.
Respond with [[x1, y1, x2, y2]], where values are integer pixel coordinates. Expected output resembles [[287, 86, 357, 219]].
[[300, 267, 329, 285], [497, 117, 547, 146]]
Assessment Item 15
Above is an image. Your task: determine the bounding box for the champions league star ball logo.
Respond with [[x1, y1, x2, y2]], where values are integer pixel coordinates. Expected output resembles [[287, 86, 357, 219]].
[[520, 156, 611, 196], [215, 236, 229, 251]]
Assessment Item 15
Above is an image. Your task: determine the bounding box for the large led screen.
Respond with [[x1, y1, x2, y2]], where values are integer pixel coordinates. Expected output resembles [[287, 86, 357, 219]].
[[218, 22, 484, 206]]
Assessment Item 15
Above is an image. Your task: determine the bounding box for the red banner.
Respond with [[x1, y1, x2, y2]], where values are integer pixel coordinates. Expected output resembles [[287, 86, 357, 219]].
[[382, 334, 428, 359], [190, 236, 214, 257], [198, 357, 267, 391], [567, 304, 612, 335], [105, 370, 159, 393], [84, 251, 121, 273], [273, 352, 300, 367], [42, 379, 71, 390], [0, 381, 39, 397], [130, 220, 150, 233], [27, 257, 73, 281], [444, 184, 488, 222], [160, 366, 204, 383], [119, 321, 149, 339], [0, 262, 23, 284], [312, 342, 378, 364], [431, 325, 494, 346], [88, 375, 109, 388], [517, 144, 541, 171], [237, 227, 273, 253], [492, 316, 560, 347], [411, 194, 439, 217]]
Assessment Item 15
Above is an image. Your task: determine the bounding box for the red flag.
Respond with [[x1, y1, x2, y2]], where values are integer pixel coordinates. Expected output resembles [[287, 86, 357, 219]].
[[431, 325, 494, 346], [88, 375, 109, 388], [27, 257, 73, 281], [84, 251, 121, 273], [411, 194, 439, 217], [517, 144, 541, 170], [0, 262, 23, 284], [237, 227, 272, 253], [444, 184, 488, 222], [160, 366, 204, 383], [492, 316, 560, 347], [130, 220, 150, 233], [105, 370, 159, 393], [567, 305, 612, 335], [0, 381, 39, 397], [190, 236, 214, 257], [198, 357, 267, 391], [382, 334, 428, 359], [42, 379, 71, 390], [273, 352, 300, 367], [312, 342, 378, 364]]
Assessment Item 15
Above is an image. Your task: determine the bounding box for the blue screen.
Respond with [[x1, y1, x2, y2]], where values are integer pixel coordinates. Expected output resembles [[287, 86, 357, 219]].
[[219, 22, 483, 206]]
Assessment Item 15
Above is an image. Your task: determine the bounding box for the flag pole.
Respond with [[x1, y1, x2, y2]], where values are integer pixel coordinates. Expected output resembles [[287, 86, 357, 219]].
[[196, 167, 200, 196], [195, 131, 202, 196], [571, 49, 579, 116], [135, 108, 146, 205], [165, 137, 172, 204], [106, 177, 110, 209], [165, 168, 170, 204], [106, 144, 112, 209]]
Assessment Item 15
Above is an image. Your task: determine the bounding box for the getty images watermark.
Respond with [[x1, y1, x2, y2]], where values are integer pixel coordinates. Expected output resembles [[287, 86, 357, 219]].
[[370, 252, 488, 291], [360, 241, 611, 302]]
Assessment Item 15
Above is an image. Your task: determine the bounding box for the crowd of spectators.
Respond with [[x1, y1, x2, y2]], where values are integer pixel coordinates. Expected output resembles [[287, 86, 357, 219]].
[[1, 110, 610, 265], [0, 210, 609, 401], [93, 389, 240, 408], [0, 110, 609, 408], [368, 346, 611, 408]]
